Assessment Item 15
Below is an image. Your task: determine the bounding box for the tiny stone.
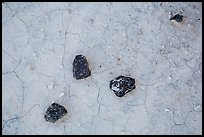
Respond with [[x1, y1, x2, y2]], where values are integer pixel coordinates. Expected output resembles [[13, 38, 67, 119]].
[[44, 103, 67, 123], [109, 76, 136, 97], [73, 55, 91, 80], [170, 14, 183, 22]]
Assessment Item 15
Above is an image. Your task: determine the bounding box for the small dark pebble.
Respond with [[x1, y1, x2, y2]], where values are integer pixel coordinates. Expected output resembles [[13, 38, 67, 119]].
[[73, 55, 91, 80], [44, 103, 67, 123], [109, 76, 136, 97], [170, 14, 183, 22]]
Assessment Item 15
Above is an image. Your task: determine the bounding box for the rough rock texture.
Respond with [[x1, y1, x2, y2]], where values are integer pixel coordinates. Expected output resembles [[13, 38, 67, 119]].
[[73, 55, 91, 80], [170, 14, 183, 22], [44, 103, 67, 123], [110, 76, 136, 97]]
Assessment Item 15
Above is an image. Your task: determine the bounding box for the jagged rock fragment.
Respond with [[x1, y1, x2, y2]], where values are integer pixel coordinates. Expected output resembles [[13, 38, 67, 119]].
[[170, 14, 183, 22], [73, 55, 91, 80], [44, 103, 67, 123], [109, 76, 136, 97]]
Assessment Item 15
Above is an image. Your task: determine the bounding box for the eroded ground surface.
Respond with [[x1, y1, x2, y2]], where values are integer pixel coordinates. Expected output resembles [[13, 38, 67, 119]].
[[2, 2, 202, 135]]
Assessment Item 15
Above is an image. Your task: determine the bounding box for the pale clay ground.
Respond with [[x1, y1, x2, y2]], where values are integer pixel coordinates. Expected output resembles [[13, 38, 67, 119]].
[[2, 2, 202, 135]]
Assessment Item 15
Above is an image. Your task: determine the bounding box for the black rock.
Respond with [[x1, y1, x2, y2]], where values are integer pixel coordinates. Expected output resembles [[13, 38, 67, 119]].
[[44, 103, 67, 123], [109, 76, 136, 97], [73, 55, 91, 80], [170, 14, 183, 22]]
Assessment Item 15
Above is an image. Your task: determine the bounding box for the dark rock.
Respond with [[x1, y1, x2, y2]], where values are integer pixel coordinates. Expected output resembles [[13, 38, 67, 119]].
[[109, 76, 136, 97], [44, 103, 67, 123], [73, 55, 91, 80], [170, 14, 183, 22]]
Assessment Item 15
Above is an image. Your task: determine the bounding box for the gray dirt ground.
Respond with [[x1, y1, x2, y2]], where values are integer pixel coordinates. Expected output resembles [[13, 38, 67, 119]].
[[2, 2, 202, 135]]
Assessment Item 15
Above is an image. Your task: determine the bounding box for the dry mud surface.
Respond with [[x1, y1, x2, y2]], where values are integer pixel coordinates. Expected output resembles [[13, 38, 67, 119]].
[[2, 2, 202, 135]]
